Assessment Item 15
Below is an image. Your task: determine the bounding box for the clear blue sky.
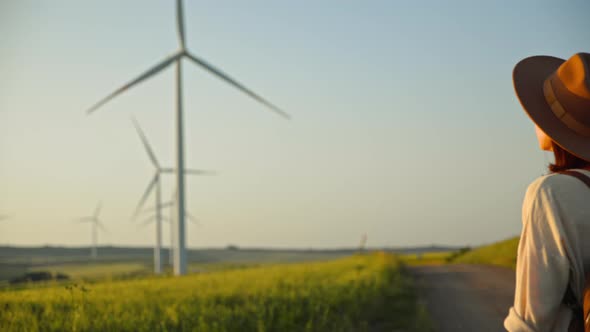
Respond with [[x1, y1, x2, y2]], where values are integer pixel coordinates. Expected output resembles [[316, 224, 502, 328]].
[[1, 0, 589, 248]]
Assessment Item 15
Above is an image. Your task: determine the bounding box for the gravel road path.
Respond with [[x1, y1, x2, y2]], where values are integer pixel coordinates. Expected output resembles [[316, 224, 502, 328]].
[[409, 264, 515, 332]]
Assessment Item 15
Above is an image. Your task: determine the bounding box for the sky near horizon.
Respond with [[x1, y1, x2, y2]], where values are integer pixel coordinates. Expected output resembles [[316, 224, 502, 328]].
[[1, 0, 589, 249]]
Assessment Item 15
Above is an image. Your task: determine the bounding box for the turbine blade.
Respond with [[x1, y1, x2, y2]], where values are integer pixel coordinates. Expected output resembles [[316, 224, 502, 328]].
[[160, 167, 216, 175], [75, 217, 94, 223], [159, 201, 175, 210], [187, 212, 200, 226], [137, 201, 174, 216], [140, 215, 155, 227], [185, 52, 290, 119], [139, 214, 169, 227], [87, 52, 181, 114], [176, 0, 186, 49], [131, 116, 160, 168], [186, 169, 217, 175], [133, 174, 158, 218], [94, 201, 102, 218], [96, 220, 109, 233]]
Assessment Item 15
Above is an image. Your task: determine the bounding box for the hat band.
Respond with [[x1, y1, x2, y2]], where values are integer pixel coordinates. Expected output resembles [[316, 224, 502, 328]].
[[543, 79, 590, 137]]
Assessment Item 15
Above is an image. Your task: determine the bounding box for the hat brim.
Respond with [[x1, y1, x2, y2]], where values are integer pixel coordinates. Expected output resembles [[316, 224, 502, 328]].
[[513, 55, 590, 162]]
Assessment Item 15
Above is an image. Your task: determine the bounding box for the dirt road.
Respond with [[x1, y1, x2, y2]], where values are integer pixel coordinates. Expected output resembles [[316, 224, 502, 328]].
[[410, 264, 515, 332]]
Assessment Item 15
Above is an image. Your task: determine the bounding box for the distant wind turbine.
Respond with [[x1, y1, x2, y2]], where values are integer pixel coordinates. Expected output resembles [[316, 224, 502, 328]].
[[76, 202, 107, 259], [138, 200, 200, 267], [358, 233, 367, 253], [86, 0, 289, 275], [148, 187, 200, 266], [168, 198, 203, 266], [131, 116, 213, 274]]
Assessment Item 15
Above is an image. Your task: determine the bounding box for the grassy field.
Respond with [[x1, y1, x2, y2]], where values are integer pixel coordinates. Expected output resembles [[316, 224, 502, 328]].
[[0, 246, 354, 282], [0, 245, 459, 283], [451, 237, 519, 269], [29, 262, 150, 280], [399, 251, 454, 266], [0, 253, 431, 332]]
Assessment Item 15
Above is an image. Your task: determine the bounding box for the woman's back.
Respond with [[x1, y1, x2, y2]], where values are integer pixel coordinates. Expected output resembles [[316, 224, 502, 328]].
[[506, 169, 590, 331]]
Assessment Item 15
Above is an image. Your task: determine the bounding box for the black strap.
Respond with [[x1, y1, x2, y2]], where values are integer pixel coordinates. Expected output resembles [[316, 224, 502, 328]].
[[559, 170, 590, 325], [560, 170, 590, 189]]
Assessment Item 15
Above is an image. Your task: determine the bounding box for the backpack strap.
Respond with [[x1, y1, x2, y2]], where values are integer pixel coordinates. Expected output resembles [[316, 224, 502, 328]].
[[561, 170, 590, 189], [558, 170, 590, 332]]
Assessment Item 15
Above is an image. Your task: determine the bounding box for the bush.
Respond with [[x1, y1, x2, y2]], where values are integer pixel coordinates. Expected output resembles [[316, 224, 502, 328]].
[[9, 272, 70, 285], [445, 247, 471, 263]]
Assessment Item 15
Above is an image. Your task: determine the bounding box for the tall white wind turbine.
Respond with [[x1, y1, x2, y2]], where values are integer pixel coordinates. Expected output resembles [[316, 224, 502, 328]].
[[76, 202, 107, 259], [131, 117, 212, 274], [86, 0, 289, 276]]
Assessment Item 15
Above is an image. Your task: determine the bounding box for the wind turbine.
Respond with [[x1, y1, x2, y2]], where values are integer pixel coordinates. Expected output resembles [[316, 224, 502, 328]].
[[358, 233, 367, 253], [136, 186, 198, 266], [86, 0, 289, 276], [76, 202, 107, 259], [131, 116, 212, 274], [138, 199, 200, 267]]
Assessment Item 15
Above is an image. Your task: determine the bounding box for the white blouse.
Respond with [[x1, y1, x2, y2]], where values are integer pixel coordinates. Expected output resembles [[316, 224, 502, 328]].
[[505, 169, 590, 331]]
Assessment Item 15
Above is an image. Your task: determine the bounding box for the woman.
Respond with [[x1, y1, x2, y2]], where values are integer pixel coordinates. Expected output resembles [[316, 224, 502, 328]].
[[505, 53, 590, 331]]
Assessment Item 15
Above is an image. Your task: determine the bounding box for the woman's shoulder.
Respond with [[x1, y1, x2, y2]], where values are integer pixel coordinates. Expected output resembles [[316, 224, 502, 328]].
[[525, 169, 590, 199]]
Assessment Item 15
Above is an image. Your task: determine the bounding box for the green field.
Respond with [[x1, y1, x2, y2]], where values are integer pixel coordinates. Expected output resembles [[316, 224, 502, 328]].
[[0, 246, 354, 282], [30, 262, 150, 280], [0, 253, 431, 332], [399, 251, 454, 266], [451, 237, 519, 269]]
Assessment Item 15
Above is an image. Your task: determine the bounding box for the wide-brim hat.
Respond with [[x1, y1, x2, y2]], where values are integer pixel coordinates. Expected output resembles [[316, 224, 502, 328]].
[[513, 52, 590, 162]]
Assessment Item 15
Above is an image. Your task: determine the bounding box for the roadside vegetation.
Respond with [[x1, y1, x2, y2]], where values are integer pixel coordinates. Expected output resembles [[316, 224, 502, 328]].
[[0, 253, 432, 332], [399, 251, 454, 266], [450, 237, 519, 269]]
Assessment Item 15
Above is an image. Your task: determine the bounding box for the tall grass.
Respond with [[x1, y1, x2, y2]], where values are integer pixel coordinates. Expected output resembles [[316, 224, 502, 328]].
[[399, 251, 454, 266], [0, 253, 430, 332], [451, 237, 519, 269]]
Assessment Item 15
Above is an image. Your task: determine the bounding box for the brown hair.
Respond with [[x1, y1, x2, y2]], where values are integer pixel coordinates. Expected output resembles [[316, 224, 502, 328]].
[[548, 141, 590, 173]]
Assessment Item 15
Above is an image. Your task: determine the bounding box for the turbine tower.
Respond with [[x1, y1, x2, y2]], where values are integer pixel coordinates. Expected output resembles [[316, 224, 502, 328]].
[[131, 117, 212, 274], [76, 202, 107, 259], [358, 233, 367, 253], [86, 0, 289, 275]]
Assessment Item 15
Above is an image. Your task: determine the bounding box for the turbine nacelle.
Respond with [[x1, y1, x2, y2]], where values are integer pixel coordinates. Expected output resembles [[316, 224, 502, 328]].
[[75, 202, 108, 233], [131, 117, 217, 219]]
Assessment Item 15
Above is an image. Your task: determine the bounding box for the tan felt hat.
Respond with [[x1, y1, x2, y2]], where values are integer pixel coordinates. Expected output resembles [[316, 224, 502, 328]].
[[513, 52, 590, 162]]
